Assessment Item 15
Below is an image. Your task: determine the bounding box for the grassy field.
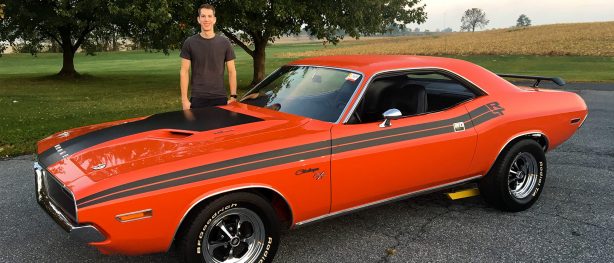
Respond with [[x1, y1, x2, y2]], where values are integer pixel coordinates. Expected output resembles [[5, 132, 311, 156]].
[[285, 21, 614, 57], [445, 55, 614, 82], [1, 22, 613, 157], [0, 43, 322, 157]]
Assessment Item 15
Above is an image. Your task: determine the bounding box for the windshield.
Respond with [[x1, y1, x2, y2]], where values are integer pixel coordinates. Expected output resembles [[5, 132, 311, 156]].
[[241, 66, 363, 122]]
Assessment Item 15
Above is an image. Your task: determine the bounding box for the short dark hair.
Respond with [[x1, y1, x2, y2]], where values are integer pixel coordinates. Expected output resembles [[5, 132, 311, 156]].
[[198, 4, 215, 16]]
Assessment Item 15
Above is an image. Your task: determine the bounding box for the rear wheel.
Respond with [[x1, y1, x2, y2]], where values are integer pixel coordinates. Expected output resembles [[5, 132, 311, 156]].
[[479, 139, 547, 212], [179, 192, 280, 263]]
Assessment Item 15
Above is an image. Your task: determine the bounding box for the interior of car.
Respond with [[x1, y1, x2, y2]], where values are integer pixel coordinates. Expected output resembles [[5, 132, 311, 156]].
[[348, 71, 479, 124]]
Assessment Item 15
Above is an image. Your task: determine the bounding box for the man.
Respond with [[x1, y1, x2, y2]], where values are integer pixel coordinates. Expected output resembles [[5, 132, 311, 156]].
[[180, 4, 237, 110]]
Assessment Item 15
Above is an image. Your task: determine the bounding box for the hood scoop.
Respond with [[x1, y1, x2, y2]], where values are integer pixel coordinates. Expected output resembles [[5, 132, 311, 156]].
[[161, 130, 196, 139]]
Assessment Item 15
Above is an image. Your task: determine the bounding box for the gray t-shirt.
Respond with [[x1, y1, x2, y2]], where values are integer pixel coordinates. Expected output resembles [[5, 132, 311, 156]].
[[180, 34, 236, 99]]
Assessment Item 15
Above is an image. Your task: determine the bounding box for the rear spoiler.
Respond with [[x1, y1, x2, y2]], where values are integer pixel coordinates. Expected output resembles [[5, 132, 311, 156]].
[[497, 74, 566, 87]]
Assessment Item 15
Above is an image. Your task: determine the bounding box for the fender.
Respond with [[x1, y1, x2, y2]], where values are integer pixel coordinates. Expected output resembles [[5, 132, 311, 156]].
[[489, 131, 550, 173], [168, 184, 294, 251]]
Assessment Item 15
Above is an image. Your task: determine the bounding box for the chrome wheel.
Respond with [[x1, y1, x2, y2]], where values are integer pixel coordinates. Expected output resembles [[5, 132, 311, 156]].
[[202, 208, 265, 263], [507, 152, 538, 199]]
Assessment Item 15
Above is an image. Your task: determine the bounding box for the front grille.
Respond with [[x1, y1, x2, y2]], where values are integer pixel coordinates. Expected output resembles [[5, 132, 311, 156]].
[[42, 169, 77, 223]]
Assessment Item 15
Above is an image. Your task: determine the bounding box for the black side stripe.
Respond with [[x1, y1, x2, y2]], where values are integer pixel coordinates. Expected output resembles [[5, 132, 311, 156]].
[[77, 103, 504, 208], [76, 140, 331, 205], [471, 109, 504, 127], [79, 149, 331, 208], [333, 114, 469, 146], [333, 125, 451, 154], [77, 106, 487, 205], [333, 111, 500, 154], [332, 104, 491, 146]]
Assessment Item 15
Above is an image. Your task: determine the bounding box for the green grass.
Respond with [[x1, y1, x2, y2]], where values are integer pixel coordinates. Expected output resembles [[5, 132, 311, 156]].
[[449, 55, 614, 82], [0, 43, 324, 157], [0, 42, 612, 157]]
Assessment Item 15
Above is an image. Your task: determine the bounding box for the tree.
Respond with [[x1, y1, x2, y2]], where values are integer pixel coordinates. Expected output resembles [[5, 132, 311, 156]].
[[0, 1, 114, 76], [210, 0, 427, 85], [0, 4, 7, 56], [516, 14, 531, 27], [460, 8, 489, 32], [0, 0, 190, 77], [1, 1, 427, 85]]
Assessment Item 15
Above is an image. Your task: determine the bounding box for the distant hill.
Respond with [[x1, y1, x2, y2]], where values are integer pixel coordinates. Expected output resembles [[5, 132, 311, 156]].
[[282, 21, 614, 57]]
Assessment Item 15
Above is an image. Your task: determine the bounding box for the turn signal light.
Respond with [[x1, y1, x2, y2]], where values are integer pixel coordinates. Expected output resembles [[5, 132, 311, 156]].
[[115, 209, 153, 223]]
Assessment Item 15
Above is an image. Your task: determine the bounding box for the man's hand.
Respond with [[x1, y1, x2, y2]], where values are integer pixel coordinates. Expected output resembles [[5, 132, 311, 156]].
[[182, 98, 191, 110], [227, 97, 237, 104]]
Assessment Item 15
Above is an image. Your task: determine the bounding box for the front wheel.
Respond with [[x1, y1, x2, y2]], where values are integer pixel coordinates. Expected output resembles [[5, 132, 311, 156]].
[[479, 139, 547, 212], [179, 192, 280, 263]]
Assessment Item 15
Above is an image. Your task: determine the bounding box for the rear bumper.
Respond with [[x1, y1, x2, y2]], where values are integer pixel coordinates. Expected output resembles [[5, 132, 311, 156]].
[[34, 162, 106, 243]]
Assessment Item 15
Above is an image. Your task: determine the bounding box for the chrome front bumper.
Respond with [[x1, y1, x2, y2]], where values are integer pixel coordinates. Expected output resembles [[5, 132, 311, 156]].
[[34, 162, 106, 243]]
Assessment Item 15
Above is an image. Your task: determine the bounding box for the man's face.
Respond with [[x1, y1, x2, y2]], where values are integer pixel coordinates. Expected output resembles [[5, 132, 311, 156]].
[[197, 8, 216, 31]]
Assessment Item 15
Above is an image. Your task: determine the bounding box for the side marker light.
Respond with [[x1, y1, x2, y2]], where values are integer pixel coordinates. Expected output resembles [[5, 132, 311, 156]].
[[116, 209, 153, 223]]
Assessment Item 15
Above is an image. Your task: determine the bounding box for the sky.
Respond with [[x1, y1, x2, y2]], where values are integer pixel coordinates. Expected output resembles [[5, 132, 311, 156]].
[[413, 0, 614, 31]]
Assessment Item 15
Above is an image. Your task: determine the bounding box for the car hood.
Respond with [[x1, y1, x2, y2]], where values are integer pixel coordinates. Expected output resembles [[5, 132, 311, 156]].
[[37, 103, 313, 184]]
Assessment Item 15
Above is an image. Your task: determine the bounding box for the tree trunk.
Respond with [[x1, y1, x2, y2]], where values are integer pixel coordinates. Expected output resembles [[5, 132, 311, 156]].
[[112, 32, 118, 51], [57, 30, 79, 77], [251, 40, 267, 86], [58, 42, 78, 77]]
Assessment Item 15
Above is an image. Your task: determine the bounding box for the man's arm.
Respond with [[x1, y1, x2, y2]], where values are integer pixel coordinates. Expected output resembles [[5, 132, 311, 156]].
[[226, 59, 237, 103], [180, 58, 191, 110]]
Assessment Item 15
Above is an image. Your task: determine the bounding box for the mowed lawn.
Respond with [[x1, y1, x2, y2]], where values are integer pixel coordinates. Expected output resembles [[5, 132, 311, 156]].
[[1, 41, 613, 157], [0, 43, 319, 157]]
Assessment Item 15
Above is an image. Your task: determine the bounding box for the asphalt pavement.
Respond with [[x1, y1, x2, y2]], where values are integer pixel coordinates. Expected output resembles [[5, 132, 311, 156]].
[[1, 83, 612, 262]]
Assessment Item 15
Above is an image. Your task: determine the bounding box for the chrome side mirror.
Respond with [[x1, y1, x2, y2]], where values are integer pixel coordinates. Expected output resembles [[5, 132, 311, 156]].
[[379, 108, 402, 128]]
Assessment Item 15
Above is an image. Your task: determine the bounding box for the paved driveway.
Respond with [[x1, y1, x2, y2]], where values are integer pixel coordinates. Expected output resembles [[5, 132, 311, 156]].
[[1, 85, 612, 262]]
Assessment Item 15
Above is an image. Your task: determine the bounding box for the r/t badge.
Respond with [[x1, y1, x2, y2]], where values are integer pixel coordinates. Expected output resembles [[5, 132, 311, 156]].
[[313, 171, 326, 180]]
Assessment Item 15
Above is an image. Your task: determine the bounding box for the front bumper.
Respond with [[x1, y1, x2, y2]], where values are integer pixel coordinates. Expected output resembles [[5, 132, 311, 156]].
[[34, 162, 106, 243]]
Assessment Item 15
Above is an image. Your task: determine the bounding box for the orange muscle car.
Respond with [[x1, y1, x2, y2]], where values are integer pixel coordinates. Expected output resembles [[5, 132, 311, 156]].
[[34, 55, 588, 263]]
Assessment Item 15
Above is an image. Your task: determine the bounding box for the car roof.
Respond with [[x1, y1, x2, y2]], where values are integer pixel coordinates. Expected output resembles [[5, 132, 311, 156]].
[[288, 55, 474, 75], [288, 55, 517, 96]]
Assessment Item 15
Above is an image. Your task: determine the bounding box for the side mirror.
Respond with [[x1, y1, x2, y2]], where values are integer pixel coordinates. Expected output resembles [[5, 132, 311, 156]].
[[379, 108, 402, 128]]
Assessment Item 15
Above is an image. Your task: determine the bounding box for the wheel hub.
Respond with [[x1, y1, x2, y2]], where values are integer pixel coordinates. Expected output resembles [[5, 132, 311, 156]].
[[202, 208, 265, 263], [230, 237, 240, 247], [517, 171, 525, 179], [507, 152, 539, 199]]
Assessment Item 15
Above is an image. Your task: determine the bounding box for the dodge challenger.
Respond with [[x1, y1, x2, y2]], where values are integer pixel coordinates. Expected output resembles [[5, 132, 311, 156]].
[[34, 55, 587, 263]]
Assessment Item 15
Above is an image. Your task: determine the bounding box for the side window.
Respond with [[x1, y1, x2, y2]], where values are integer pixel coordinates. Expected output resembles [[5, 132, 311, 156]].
[[348, 71, 478, 124]]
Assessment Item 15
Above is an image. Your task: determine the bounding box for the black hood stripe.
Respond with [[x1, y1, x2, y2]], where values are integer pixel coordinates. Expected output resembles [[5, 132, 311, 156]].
[[38, 107, 264, 167], [76, 103, 504, 208], [79, 149, 331, 208]]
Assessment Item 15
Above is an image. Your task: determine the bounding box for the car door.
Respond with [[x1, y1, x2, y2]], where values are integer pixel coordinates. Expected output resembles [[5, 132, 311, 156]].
[[330, 70, 481, 212]]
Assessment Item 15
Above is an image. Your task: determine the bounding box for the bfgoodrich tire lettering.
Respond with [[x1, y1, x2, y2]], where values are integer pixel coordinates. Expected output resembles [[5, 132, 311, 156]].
[[179, 192, 280, 263], [479, 139, 547, 212]]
